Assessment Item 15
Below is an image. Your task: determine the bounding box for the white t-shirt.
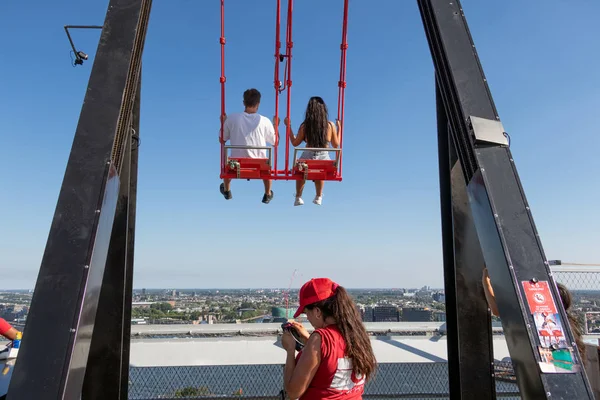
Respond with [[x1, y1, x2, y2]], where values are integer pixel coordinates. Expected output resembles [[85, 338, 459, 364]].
[[222, 112, 276, 158]]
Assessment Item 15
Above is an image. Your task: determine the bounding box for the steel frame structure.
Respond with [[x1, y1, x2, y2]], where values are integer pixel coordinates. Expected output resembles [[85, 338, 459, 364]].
[[4, 0, 594, 399]]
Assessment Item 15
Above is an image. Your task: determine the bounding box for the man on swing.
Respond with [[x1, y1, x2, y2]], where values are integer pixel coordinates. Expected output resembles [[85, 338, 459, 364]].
[[219, 88, 277, 204]]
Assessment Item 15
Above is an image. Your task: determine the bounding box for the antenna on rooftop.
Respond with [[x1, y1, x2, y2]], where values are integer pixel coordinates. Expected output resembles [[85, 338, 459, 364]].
[[284, 269, 299, 319]]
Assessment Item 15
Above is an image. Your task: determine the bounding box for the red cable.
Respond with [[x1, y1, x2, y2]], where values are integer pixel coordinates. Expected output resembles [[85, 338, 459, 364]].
[[336, 0, 349, 177], [219, 0, 226, 174], [284, 0, 293, 175], [273, 0, 282, 176]]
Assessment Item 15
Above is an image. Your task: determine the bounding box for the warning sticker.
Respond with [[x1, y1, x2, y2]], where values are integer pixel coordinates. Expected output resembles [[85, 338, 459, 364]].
[[522, 281, 557, 314]]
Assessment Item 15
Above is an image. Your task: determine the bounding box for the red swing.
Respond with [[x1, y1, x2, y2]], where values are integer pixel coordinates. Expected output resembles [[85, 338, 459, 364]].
[[219, 0, 349, 182]]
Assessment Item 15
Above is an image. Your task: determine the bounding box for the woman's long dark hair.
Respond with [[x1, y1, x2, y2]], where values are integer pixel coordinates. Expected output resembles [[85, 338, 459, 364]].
[[302, 96, 329, 148], [557, 283, 586, 363], [306, 286, 377, 381]]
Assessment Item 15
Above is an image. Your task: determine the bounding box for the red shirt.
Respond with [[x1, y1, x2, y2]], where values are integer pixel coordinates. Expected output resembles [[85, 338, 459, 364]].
[[0, 318, 11, 336], [295, 325, 365, 400]]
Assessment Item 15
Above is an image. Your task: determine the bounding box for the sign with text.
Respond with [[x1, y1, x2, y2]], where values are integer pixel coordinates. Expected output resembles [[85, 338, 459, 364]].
[[522, 281, 557, 315]]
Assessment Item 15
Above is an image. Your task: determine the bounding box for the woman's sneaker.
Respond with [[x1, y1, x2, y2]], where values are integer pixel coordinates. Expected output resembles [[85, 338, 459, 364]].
[[313, 195, 322, 205], [294, 195, 304, 206]]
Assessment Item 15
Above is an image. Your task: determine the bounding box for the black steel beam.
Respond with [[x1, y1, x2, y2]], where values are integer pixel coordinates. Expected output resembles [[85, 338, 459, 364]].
[[81, 75, 140, 399], [121, 74, 140, 398], [437, 83, 461, 399], [438, 81, 496, 399], [420, 0, 594, 398], [82, 129, 131, 400], [81, 74, 140, 398], [7, 0, 151, 399]]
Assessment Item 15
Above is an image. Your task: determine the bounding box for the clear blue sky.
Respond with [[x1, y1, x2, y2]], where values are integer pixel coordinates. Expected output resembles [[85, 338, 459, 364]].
[[0, 0, 598, 290]]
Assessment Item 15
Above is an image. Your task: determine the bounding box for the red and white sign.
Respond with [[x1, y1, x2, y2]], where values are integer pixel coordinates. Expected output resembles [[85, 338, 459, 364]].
[[522, 281, 557, 314]]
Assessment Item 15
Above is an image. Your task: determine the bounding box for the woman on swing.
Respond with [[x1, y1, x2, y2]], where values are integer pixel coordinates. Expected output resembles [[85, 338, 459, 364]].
[[285, 96, 340, 206]]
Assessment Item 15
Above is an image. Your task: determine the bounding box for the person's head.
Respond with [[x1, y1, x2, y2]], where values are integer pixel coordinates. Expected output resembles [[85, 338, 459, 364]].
[[557, 283, 572, 310], [243, 89, 261, 112], [302, 96, 329, 148], [293, 278, 377, 381], [557, 283, 586, 363]]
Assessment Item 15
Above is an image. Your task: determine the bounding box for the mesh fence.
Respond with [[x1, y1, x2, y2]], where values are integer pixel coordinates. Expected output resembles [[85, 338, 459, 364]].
[[128, 362, 520, 400], [551, 268, 600, 335]]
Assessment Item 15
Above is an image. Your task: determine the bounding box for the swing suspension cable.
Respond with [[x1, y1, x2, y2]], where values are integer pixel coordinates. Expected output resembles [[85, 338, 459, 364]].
[[219, 0, 226, 174], [336, 0, 349, 177], [273, 0, 282, 174], [283, 0, 294, 175]]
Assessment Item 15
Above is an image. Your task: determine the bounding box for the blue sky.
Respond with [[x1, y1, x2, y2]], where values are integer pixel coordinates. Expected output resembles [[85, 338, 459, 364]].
[[0, 0, 598, 290]]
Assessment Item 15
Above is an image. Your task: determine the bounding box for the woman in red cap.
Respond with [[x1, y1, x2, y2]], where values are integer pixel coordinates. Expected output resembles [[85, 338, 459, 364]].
[[0, 318, 19, 341], [282, 278, 376, 399]]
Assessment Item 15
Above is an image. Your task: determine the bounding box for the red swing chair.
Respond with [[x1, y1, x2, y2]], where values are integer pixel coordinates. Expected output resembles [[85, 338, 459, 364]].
[[218, 0, 349, 183]]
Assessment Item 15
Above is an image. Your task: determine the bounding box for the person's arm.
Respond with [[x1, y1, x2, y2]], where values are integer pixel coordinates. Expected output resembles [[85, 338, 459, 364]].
[[284, 333, 321, 399], [220, 116, 230, 144], [330, 121, 340, 149], [267, 118, 278, 145], [482, 268, 500, 317], [288, 120, 304, 147], [0, 318, 18, 341]]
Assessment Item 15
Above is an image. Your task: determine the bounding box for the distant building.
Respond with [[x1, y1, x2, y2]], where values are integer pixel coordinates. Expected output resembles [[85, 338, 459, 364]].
[[402, 307, 432, 322], [373, 306, 399, 322], [132, 302, 154, 309], [432, 292, 445, 303], [362, 307, 374, 322], [433, 311, 446, 322]]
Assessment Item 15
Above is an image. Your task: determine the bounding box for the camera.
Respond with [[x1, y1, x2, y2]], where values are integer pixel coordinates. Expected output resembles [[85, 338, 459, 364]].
[[281, 322, 305, 351]]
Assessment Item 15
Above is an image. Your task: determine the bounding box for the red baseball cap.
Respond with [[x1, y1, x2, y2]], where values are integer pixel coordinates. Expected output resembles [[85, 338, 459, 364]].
[[293, 278, 340, 318]]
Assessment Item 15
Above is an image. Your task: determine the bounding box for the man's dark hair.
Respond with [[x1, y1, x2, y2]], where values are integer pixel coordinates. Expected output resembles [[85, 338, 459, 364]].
[[243, 89, 261, 108]]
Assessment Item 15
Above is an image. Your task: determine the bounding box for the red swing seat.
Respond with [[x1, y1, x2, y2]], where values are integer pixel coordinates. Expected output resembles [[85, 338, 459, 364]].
[[292, 148, 342, 181], [220, 145, 273, 180]]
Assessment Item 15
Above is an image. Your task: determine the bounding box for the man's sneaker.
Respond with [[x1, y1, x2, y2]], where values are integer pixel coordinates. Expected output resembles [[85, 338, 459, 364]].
[[313, 195, 322, 205], [294, 196, 304, 206], [262, 190, 274, 204], [220, 183, 232, 200]]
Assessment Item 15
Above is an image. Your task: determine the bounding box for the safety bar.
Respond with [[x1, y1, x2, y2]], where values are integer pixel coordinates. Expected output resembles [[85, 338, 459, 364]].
[[224, 145, 273, 167], [292, 147, 342, 168]]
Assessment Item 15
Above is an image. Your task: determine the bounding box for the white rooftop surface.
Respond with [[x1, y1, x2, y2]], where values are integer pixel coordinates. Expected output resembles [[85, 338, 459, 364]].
[[129, 336, 512, 367]]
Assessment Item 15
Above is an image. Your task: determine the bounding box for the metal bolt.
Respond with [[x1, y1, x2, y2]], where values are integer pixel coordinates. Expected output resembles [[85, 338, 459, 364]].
[[494, 214, 498, 218], [84, 265, 89, 269], [527, 324, 531, 328], [509, 158, 514, 162], [531, 278, 539, 283], [95, 209, 100, 213], [70, 328, 76, 333], [525, 207, 530, 210], [547, 393, 551, 397], [509, 265, 514, 269], [481, 168, 485, 172]]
